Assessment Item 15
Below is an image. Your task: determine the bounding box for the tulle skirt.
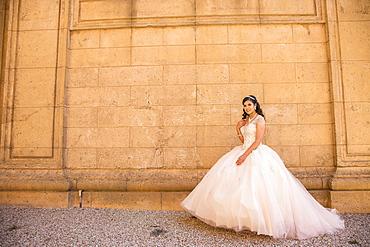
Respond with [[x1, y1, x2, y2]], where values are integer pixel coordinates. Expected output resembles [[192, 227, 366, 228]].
[[180, 144, 344, 239]]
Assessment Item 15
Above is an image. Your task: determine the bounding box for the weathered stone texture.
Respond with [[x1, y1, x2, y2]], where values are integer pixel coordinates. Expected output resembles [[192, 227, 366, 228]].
[[0, 0, 369, 212]]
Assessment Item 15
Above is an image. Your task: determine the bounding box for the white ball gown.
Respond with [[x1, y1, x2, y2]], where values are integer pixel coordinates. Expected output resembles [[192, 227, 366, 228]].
[[181, 115, 344, 239]]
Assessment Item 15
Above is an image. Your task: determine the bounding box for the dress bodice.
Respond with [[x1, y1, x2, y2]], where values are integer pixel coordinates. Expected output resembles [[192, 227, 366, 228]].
[[241, 115, 264, 149]]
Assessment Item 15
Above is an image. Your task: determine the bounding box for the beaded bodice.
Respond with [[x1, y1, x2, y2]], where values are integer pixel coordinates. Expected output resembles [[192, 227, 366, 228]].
[[241, 115, 263, 149]]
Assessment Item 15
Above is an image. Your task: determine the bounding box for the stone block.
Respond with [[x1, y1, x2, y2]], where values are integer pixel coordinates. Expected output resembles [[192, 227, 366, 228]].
[[259, 24, 294, 43], [230, 63, 295, 83], [262, 43, 327, 62], [344, 102, 370, 147], [100, 28, 131, 47], [97, 148, 162, 169], [331, 191, 370, 213], [297, 176, 327, 190], [69, 48, 131, 68], [331, 176, 370, 191], [197, 84, 263, 105], [70, 30, 100, 49], [260, 0, 316, 15], [196, 25, 228, 44], [330, 167, 370, 189], [76, 179, 127, 191], [197, 147, 236, 169], [264, 83, 331, 103], [164, 26, 195, 45], [265, 124, 334, 146], [339, 22, 370, 60], [0, 191, 70, 208], [132, 27, 163, 46], [196, 105, 231, 126], [293, 24, 327, 43], [0, 179, 69, 191], [163, 127, 197, 147], [97, 107, 131, 127], [130, 86, 163, 106], [132, 45, 195, 65], [79, 0, 131, 21], [99, 128, 131, 148], [9, 148, 53, 159], [14, 68, 56, 107], [123, 168, 197, 181], [131, 106, 163, 126], [67, 87, 130, 107], [98, 106, 162, 127], [130, 85, 196, 106], [163, 148, 197, 169], [100, 66, 163, 86], [69, 192, 81, 208], [126, 178, 197, 192], [162, 192, 189, 210], [337, 0, 370, 21], [163, 65, 196, 85], [268, 145, 300, 167], [133, 0, 195, 18], [197, 44, 261, 64], [11, 107, 54, 157], [65, 148, 97, 169], [263, 104, 298, 124], [296, 62, 329, 83], [197, 64, 229, 84], [196, 0, 258, 16], [67, 68, 99, 87], [18, 0, 60, 30], [228, 25, 261, 44], [16, 30, 58, 68], [298, 103, 333, 124], [347, 145, 370, 155], [66, 127, 130, 148], [197, 126, 236, 147], [66, 107, 98, 128], [342, 61, 370, 102], [231, 105, 246, 124], [130, 127, 163, 148], [163, 106, 197, 126], [87, 192, 162, 210], [308, 190, 330, 208], [300, 145, 335, 167]]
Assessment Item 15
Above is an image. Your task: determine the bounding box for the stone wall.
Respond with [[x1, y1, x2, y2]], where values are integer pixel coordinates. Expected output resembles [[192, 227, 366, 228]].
[[0, 0, 369, 213]]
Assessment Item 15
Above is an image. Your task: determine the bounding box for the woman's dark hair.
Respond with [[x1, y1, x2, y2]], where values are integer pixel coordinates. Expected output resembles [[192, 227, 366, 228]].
[[242, 95, 265, 119]]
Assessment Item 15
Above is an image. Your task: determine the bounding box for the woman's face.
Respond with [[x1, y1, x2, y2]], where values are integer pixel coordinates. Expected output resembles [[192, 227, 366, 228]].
[[243, 100, 256, 115]]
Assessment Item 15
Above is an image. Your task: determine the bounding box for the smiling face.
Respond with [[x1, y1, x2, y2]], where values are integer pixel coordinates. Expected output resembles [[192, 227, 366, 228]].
[[243, 100, 256, 116]]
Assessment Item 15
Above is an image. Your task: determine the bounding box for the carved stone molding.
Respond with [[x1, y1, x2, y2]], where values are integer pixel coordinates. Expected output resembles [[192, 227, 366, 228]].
[[2, 0, 69, 166], [326, 0, 370, 165], [71, 0, 325, 30]]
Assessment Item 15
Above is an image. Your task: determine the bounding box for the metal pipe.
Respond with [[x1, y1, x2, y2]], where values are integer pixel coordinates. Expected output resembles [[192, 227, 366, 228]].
[[79, 190, 84, 208]]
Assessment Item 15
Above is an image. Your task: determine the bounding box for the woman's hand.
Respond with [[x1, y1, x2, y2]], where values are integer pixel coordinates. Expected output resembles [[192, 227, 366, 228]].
[[236, 119, 247, 129], [236, 154, 247, 166]]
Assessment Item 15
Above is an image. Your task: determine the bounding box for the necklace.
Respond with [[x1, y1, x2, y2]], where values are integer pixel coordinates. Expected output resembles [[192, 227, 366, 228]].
[[249, 114, 258, 123]]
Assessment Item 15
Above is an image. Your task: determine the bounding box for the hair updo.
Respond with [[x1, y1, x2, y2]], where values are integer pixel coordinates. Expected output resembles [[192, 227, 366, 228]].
[[242, 95, 265, 119]]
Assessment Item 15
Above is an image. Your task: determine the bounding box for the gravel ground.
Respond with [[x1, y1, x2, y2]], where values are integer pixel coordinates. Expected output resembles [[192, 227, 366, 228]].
[[0, 206, 369, 247]]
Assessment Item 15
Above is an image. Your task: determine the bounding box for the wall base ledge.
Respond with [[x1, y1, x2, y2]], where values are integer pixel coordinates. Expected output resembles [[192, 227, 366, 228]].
[[0, 190, 339, 211]]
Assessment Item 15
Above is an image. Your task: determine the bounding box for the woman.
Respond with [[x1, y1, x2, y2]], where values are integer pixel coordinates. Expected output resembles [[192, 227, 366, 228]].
[[181, 95, 344, 239]]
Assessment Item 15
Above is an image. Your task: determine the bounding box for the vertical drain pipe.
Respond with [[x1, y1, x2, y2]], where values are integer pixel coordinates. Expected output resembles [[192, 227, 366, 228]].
[[79, 190, 84, 208]]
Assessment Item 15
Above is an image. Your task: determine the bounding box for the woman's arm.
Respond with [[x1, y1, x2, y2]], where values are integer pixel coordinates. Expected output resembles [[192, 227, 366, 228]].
[[236, 119, 247, 143], [236, 118, 265, 166]]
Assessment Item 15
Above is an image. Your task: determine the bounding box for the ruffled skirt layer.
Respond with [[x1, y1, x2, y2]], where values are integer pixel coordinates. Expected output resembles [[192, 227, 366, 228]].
[[181, 145, 344, 239]]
